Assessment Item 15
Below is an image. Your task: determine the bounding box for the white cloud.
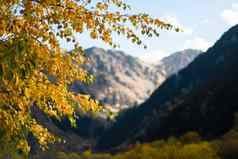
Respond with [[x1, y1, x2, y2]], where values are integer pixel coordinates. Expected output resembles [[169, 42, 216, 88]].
[[232, 3, 238, 10], [161, 15, 193, 34], [183, 37, 212, 51], [201, 18, 209, 24], [138, 49, 169, 64], [221, 3, 238, 26]]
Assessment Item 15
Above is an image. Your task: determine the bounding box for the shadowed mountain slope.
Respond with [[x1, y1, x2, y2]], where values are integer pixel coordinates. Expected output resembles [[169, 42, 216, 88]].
[[97, 24, 238, 150]]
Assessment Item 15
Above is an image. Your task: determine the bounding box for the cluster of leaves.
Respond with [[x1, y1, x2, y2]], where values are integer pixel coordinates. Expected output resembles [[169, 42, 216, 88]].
[[0, 0, 177, 157]]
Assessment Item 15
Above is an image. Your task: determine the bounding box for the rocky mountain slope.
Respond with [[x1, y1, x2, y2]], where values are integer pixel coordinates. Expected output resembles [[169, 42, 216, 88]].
[[158, 49, 202, 77], [97, 24, 238, 150], [73, 47, 201, 109]]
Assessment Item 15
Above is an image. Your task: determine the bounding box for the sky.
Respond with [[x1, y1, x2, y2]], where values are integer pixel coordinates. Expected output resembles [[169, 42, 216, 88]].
[[61, 0, 238, 63]]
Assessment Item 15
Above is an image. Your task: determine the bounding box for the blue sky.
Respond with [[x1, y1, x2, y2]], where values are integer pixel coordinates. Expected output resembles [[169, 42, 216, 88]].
[[61, 0, 238, 63]]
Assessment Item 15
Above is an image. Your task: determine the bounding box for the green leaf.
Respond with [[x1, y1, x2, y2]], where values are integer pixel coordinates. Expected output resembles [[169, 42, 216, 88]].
[[68, 116, 77, 128]]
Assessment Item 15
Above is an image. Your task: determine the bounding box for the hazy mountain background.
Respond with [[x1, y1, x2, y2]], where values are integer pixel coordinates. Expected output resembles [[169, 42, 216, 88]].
[[72, 48, 201, 110]]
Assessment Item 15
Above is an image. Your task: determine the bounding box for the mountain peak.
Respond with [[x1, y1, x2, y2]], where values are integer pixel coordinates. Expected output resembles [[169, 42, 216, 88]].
[[75, 48, 201, 109], [157, 49, 202, 77], [85, 47, 106, 55], [212, 24, 238, 50], [180, 49, 202, 53]]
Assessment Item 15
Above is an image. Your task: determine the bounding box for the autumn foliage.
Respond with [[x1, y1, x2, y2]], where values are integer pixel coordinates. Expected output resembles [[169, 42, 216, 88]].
[[0, 0, 177, 157]]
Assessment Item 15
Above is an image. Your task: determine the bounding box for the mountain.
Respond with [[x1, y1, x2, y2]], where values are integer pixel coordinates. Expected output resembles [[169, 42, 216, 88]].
[[97, 24, 238, 149], [30, 47, 201, 155], [157, 49, 202, 77], [80, 47, 166, 108], [73, 47, 201, 109]]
